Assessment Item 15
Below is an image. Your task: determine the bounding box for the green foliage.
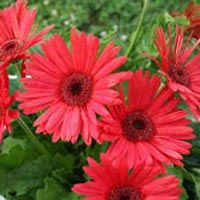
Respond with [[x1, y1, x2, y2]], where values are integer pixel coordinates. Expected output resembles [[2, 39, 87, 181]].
[[1, 138, 26, 154], [36, 177, 68, 200], [1, 156, 54, 197]]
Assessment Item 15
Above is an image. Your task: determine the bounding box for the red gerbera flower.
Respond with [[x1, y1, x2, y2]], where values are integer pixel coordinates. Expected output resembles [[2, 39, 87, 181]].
[[18, 29, 132, 144], [184, 1, 200, 39], [144, 25, 200, 120], [172, 1, 200, 39], [98, 70, 195, 168], [72, 154, 183, 200], [0, 72, 19, 142], [0, 0, 53, 73]]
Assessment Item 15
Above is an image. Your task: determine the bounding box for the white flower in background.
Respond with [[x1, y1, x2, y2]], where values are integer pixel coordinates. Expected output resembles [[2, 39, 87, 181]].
[[64, 20, 70, 26], [70, 13, 76, 21], [113, 24, 118, 31], [0, 196, 5, 200], [43, 0, 49, 5], [51, 9, 58, 16], [100, 31, 107, 37], [43, 19, 48, 25], [121, 34, 128, 41]]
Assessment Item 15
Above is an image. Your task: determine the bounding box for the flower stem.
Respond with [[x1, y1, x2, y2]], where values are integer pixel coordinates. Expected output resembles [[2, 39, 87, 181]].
[[125, 0, 148, 56], [14, 61, 21, 78], [17, 117, 52, 159]]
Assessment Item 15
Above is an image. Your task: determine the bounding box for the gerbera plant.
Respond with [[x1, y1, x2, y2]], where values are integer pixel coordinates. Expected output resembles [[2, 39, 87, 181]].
[[72, 153, 183, 200], [0, 0, 53, 73], [172, 1, 200, 39], [144, 25, 200, 120], [98, 70, 195, 168], [0, 0, 199, 199], [18, 29, 132, 144]]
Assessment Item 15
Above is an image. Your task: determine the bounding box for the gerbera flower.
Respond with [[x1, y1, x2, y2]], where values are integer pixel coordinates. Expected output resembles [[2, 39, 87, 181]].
[[144, 25, 200, 120], [183, 1, 200, 39], [0, 0, 53, 73], [172, 1, 200, 39], [0, 72, 19, 142], [98, 70, 195, 168], [72, 153, 183, 200], [18, 29, 132, 145]]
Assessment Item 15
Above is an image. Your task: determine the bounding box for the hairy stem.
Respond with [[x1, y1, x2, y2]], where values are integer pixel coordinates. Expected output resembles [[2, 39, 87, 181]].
[[17, 117, 52, 158], [125, 0, 148, 56]]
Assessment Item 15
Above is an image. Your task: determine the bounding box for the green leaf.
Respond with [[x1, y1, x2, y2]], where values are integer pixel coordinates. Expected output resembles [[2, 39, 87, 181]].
[[173, 16, 190, 26], [54, 153, 75, 171], [0, 146, 33, 171], [1, 137, 26, 154], [36, 177, 68, 200], [178, 167, 200, 182], [167, 166, 188, 200], [158, 12, 175, 25], [52, 168, 68, 184], [0, 156, 54, 197], [196, 182, 200, 200], [167, 165, 200, 200]]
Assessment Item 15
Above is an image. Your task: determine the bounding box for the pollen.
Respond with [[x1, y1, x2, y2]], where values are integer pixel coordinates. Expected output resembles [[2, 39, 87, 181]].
[[0, 39, 23, 60], [60, 72, 93, 106], [169, 65, 190, 86], [109, 186, 141, 200], [122, 110, 155, 142]]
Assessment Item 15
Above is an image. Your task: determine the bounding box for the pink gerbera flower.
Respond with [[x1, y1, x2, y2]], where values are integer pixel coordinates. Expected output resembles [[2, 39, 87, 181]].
[[18, 29, 132, 144], [72, 154, 183, 200], [144, 25, 200, 120], [183, 1, 200, 39], [0, 0, 53, 73], [98, 70, 195, 168], [0, 72, 19, 142], [172, 1, 200, 39]]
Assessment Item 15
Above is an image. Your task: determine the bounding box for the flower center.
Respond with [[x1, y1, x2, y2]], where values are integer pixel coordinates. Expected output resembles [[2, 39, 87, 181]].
[[61, 72, 93, 106], [168, 65, 189, 86], [0, 39, 23, 60], [122, 110, 155, 142], [109, 186, 141, 200]]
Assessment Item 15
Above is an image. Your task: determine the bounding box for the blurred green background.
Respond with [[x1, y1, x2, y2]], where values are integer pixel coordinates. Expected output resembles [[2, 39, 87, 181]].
[[0, 0, 200, 200], [0, 0, 197, 51]]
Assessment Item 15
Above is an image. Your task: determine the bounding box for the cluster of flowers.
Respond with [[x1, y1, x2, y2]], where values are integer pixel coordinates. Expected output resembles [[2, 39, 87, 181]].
[[0, 0, 200, 199]]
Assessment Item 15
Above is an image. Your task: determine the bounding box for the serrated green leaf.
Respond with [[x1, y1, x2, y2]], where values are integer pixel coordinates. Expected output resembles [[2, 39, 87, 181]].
[[158, 12, 175, 25], [1, 137, 26, 154], [0, 146, 33, 171], [0, 156, 54, 197], [36, 177, 68, 200], [52, 168, 68, 184], [173, 16, 190, 26]]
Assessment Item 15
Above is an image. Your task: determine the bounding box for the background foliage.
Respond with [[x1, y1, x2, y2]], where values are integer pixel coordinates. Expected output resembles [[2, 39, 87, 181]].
[[0, 0, 200, 199]]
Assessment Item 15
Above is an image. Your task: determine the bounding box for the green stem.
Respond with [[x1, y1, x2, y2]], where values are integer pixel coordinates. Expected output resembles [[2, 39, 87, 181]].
[[17, 117, 52, 159], [14, 61, 21, 78], [125, 0, 148, 56]]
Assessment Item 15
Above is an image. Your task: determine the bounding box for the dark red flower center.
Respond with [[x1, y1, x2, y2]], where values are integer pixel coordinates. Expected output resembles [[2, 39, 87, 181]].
[[168, 65, 190, 86], [0, 39, 23, 60], [109, 186, 141, 200], [61, 72, 93, 106], [122, 110, 155, 141]]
